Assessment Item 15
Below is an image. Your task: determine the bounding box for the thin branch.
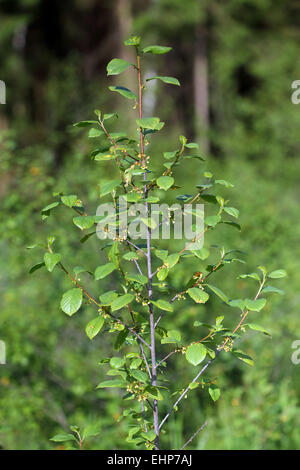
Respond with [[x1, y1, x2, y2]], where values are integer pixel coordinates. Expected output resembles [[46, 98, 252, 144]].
[[180, 421, 208, 450], [138, 340, 152, 379], [133, 258, 144, 276], [159, 354, 219, 431], [100, 120, 139, 164], [141, 400, 148, 433], [219, 275, 266, 351], [156, 350, 179, 368], [159, 276, 266, 430], [154, 292, 178, 328], [126, 239, 147, 255]]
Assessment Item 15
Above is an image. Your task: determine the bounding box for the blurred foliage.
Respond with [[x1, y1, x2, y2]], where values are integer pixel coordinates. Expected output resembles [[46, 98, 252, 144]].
[[0, 0, 299, 450]]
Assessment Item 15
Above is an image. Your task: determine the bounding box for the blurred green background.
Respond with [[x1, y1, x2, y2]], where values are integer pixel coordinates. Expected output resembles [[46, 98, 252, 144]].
[[0, 0, 299, 450]]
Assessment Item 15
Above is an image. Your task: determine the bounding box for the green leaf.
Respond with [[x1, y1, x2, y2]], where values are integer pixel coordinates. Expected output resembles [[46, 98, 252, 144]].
[[100, 180, 121, 197], [131, 370, 149, 383], [96, 379, 126, 389], [205, 284, 229, 303], [209, 384, 221, 402], [123, 252, 139, 261], [142, 430, 156, 442], [161, 329, 181, 344], [50, 433, 77, 443], [262, 286, 284, 295], [108, 241, 119, 266], [152, 299, 173, 312], [82, 424, 101, 440], [155, 250, 168, 261], [187, 288, 209, 304], [73, 266, 92, 276], [73, 120, 98, 128], [88, 128, 103, 138], [205, 215, 221, 227], [61, 195, 78, 208], [165, 254, 179, 269], [144, 385, 163, 401], [114, 329, 129, 350], [110, 357, 125, 369], [136, 117, 162, 130], [238, 273, 260, 281], [192, 247, 210, 260], [111, 294, 134, 312], [157, 176, 174, 191], [94, 152, 116, 161], [227, 299, 245, 310], [142, 45, 172, 54], [246, 323, 271, 336], [29, 262, 45, 274], [201, 194, 217, 204], [44, 253, 61, 272], [146, 76, 180, 86], [109, 86, 137, 100], [186, 344, 207, 366], [103, 113, 118, 122], [107, 58, 132, 76], [99, 291, 119, 306], [125, 193, 142, 203], [86, 317, 104, 339], [224, 207, 239, 218], [95, 263, 117, 280], [185, 142, 199, 149], [126, 273, 148, 285], [124, 36, 140, 46], [268, 269, 287, 279], [232, 350, 254, 367], [60, 289, 83, 316], [215, 179, 234, 188], [157, 267, 169, 281], [194, 321, 214, 329], [245, 298, 266, 312], [222, 221, 241, 231], [189, 382, 199, 390], [41, 201, 60, 218], [80, 231, 96, 243], [164, 150, 178, 160], [130, 358, 142, 369], [73, 216, 95, 230]]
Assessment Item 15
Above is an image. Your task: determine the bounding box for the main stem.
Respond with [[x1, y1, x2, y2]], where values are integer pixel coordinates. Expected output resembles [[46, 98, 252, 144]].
[[137, 53, 159, 449]]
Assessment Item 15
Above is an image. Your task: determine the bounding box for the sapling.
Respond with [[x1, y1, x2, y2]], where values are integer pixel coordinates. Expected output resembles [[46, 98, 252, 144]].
[[31, 36, 286, 450]]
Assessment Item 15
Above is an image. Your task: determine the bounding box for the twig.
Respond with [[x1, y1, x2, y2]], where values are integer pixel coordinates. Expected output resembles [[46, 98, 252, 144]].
[[138, 340, 152, 379], [141, 400, 148, 432], [159, 276, 266, 430], [180, 421, 208, 450], [156, 350, 179, 368], [159, 354, 219, 431], [133, 258, 144, 276], [126, 239, 147, 255]]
